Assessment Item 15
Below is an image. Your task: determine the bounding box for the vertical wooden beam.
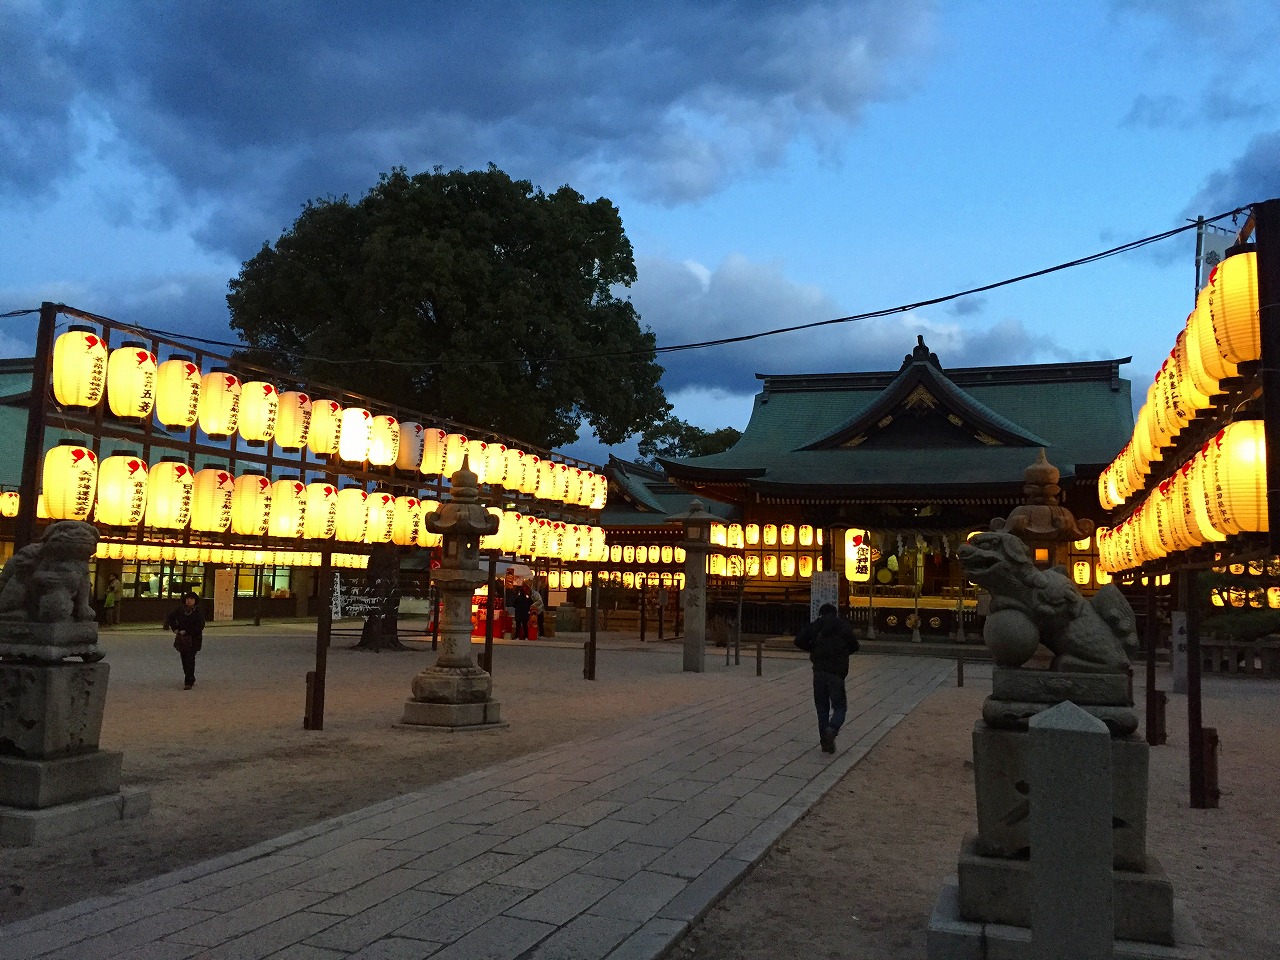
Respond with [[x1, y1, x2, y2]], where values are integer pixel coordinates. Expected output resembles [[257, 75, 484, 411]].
[[16, 303, 58, 550], [1255, 200, 1280, 554]]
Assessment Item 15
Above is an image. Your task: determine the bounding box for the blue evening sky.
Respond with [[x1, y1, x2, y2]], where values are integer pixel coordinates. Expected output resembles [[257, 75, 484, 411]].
[[2, 1, 1278, 464]]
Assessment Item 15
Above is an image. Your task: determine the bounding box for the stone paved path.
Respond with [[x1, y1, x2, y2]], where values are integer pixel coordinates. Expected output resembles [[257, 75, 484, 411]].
[[0, 656, 951, 960]]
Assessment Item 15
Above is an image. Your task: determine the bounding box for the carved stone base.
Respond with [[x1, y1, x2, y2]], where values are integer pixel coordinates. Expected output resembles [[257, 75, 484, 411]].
[[983, 697, 1139, 736], [973, 721, 1149, 869], [410, 665, 493, 704], [0, 620, 101, 663], [0, 661, 109, 758], [992, 667, 1130, 706], [0, 788, 151, 847], [0, 750, 122, 809], [401, 699, 504, 729]]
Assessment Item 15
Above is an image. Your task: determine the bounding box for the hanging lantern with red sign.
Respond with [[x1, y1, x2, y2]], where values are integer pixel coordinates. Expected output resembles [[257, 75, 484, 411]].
[[502, 448, 526, 490], [145, 458, 194, 529], [106, 341, 158, 420], [0, 491, 18, 518], [484, 443, 506, 487], [309, 399, 342, 455], [368, 414, 399, 466], [335, 486, 368, 542], [239, 381, 279, 445], [190, 466, 235, 532], [155, 355, 201, 427], [268, 477, 306, 539], [276, 391, 311, 451], [41, 442, 98, 520], [444, 432, 468, 476], [198, 369, 241, 439], [392, 495, 422, 546], [230, 471, 272, 536], [420, 428, 447, 475], [339, 407, 372, 463], [365, 490, 396, 543], [52, 325, 108, 408], [303, 482, 338, 539], [397, 422, 425, 472], [95, 451, 149, 526], [417, 499, 442, 548]]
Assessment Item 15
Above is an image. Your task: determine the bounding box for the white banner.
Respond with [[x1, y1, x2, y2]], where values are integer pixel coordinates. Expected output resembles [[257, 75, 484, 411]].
[[810, 571, 841, 621]]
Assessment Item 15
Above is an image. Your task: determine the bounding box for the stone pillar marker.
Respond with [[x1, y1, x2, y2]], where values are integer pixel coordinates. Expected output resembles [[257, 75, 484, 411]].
[[667, 499, 716, 674], [0, 521, 149, 845], [1028, 701, 1114, 960], [402, 459, 505, 729]]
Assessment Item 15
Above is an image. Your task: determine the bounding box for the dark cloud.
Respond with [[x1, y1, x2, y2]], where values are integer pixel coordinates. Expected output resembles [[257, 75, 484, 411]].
[[947, 296, 986, 317], [2, 1, 934, 257], [629, 254, 1079, 394], [1122, 90, 1272, 131], [1188, 130, 1280, 216]]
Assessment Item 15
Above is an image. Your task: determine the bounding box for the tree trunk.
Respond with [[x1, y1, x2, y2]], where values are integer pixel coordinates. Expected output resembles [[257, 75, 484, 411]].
[[354, 544, 406, 651]]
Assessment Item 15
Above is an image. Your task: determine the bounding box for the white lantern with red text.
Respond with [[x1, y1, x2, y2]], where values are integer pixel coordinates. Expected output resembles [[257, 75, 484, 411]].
[[1205, 420, 1267, 537], [1208, 250, 1261, 366], [198, 369, 241, 439], [392, 496, 422, 546], [368, 415, 399, 466], [190, 466, 235, 532], [335, 486, 368, 542], [303, 482, 338, 539], [309, 400, 342, 455], [107, 341, 157, 420], [466, 439, 488, 483], [155, 355, 201, 428], [268, 477, 306, 539], [338, 407, 372, 463], [443, 433, 468, 475], [95, 451, 149, 525], [502, 447, 526, 490], [230, 471, 272, 536], [397, 422, 425, 472], [365, 490, 395, 543], [239, 381, 279, 445], [41, 442, 97, 520], [276, 391, 311, 450], [519, 455, 541, 495], [0, 491, 18, 518], [145, 458, 194, 530], [417, 499, 442, 548], [420, 428, 447, 475], [52, 326, 107, 407]]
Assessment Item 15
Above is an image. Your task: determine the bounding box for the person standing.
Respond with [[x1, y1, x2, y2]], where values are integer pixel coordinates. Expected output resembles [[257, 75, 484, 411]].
[[794, 602, 860, 753], [511, 584, 533, 641], [103, 575, 121, 626], [165, 591, 205, 689], [529, 583, 545, 640]]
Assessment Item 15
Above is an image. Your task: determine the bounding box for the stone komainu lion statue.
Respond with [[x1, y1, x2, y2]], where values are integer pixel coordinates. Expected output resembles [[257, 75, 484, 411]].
[[958, 528, 1136, 673], [0, 521, 99, 623]]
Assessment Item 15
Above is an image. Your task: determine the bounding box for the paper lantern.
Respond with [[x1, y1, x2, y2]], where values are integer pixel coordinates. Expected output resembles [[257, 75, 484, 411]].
[[230, 471, 272, 536], [1190, 286, 1238, 390], [763, 554, 778, 577], [780, 555, 796, 577], [553, 462, 570, 502], [303, 482, 338, 539], [276, 391, 312, 450], [52, 325, 108, 407], [365, 490, 395, 543], [763, 524, 778, 546], [155, 355, 201, 427], [466, 439, 488, 483], [368, 415, 399, 466], [845, 529, 872, 582], [499, 511, 521, 553], [745, 524, 760, 545], [95, 451, 149, 526], [106, 341, 158, 420], [420, 428, 447, 475], [519, 455, 541, 495], [392, 496, 422, 546], [0, 491, 18, 518], [1205, 420, 1267, 536], [42, 442, 98, 520], [397, 422, 425, 472], [535, 459, 556, 500], [501, 447, 526, 491], [484, 443, 507, 487], [444, 433, 468, 475], [798, 556, 813, 578], [190, 466, 235, 532], [335, 486, 368, 542], [338, 407, 372, 463], [268, 478, 306, 539], [1207, 250, 1260, 366], [480, 508, 504, 551], [589, 472, 607, 510], [239, 381, 279, 445], [675, 546, 686, 563], [564, 468, 583, 507], [417, 499, 442, 548], [309, 400, 342, 455], [145, 458, 194, 529], [198, 369, 241, 439]]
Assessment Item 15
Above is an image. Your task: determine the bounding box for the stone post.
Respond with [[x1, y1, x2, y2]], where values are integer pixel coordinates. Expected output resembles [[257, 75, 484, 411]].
[[402, 460, 504, 729], [1028, 701, 1114, 960], [682, 540, 708, 672]]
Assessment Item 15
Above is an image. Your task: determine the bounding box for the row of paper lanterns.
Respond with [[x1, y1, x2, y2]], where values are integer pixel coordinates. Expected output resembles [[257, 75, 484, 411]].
[[92, 540, 368, 568], [1098, 420, 1267, 572], [710, 522, 823, 549], [1100, 249, 1259, 510], [550, 570, 687, 590], [39, 442, 610, 560], [49, 327, 607, 508]]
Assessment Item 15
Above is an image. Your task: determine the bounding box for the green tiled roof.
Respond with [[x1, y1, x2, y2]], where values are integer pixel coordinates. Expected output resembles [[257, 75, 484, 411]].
[[664, 345, 1133, 497], [601, 456, 738, 528]]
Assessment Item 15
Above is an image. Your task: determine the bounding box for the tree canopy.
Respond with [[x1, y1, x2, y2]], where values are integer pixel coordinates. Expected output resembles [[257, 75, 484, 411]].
[[637, 415, 742, 466], [227, 165, 670, 449]]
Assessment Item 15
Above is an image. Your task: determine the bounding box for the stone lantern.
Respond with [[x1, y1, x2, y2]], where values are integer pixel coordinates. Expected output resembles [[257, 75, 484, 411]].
[[667, 499, 718, 673], [402, 458, 504, 728]]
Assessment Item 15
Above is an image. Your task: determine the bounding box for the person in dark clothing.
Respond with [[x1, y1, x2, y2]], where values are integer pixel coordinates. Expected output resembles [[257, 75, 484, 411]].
[[165, 592, 205, 689], [794, 602, 860, 753], [511, 584, 533, 640]]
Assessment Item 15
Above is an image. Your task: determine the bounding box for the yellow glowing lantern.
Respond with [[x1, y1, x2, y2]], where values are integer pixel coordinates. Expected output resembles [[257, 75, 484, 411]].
[[798, 524, 814, 547], [571, 570, 584, 588], [268, 478, 306, 539], [763, 554, 778, 577], [392, 496, 422, 546], [42, 442, 98, 520], [1208, 250, 1260, 366], [274, 391, 311, 451], [609, 544, 622, 563], [708, 554, 726, 576], [190, 466, 235, 532], [239, 381, 279, 445], [418, 499, 442, 548], [799, 556, 814, 578], [502, 447, 526, 490], [155, 355, 201, 427], [484, 443, 506, 487], [535, 459, 556, 500], [674, 546, 686, 563], [52, 325, 108, 407], [623, 544, 635, 563], [661, 545, 673, 564], [230, 471, 272, 536], [781, 555, 796, 577], [368, 414, 399, 466], [309, 399, 343, 455], [302, 482, 337, 539], [198, 369, 241, 439], [95, 451, 149, 525], [480, 508, 505, 552], [444, 433, 468, 475], [335, 486, 368, 542], [518, 455, 541, 495], [365, 490, 396, 544], [145, 458, 194, 529], [548, 570, 561, 590], [1205, 420, 1267, 536], [1190, 284, 1238, 389], [763, 524, 778, 546], [1073, 561, 1090, 586], [845, 529, 871, 582], [420, 428, 447, 475], [106, 341, 158, 420], [0, 491, 18, 517], [465, 439, 488, 483], [397, 422, 425, 471], [590, 472, 608, 510], [338, 407, 372, 463], [780, 523, 796, 546]]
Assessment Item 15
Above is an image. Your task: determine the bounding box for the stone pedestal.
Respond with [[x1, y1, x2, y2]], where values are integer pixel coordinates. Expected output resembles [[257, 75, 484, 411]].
[[0, 660, 149, 846], [0, 620, 101, 663], [983, 668, 1139, 736]]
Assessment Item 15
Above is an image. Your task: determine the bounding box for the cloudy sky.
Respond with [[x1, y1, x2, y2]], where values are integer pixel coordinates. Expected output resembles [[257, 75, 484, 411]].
[[3, 0, 1279, 462]]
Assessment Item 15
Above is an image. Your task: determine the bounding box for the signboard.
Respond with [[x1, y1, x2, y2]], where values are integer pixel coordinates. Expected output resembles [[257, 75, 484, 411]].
[[1196, 221, 1236, 290], [1171, 610, 1188, 694], [213, 567, 235, 621], [810, 570, 840, 621], [331, 572, 395, 620]]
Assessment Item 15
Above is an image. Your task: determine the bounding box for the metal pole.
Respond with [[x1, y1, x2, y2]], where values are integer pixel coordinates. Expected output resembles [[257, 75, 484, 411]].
[[16, 302, 57, 550], [1253, 199, 1280, 554], [639, 582, 646, 643], [305, 551, 333, 730], [1186, 570, 1208, 808], [734, 578, 743, 666], [482, 552, 496, 675], [1144, 578, 1163, 745], [253, 565, 264, 626], [586, 573, 598, 680]]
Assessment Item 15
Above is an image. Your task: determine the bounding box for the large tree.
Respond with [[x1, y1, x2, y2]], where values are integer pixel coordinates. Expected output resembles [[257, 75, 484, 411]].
[[637, 415, 742, 467], [227, 165, 669, 448]]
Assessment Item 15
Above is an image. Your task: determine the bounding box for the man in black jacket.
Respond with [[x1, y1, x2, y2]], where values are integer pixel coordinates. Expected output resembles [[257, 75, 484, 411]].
[[794, 603, 860, 753], [165, 592, 206, 689]]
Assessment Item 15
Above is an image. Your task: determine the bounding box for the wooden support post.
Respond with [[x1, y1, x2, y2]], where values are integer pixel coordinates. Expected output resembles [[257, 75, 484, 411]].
[[15, 303, 57, 551], [305, 551, 333, 730], [482, 552, 496, 675], [1186, 570, 1209, 808]]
